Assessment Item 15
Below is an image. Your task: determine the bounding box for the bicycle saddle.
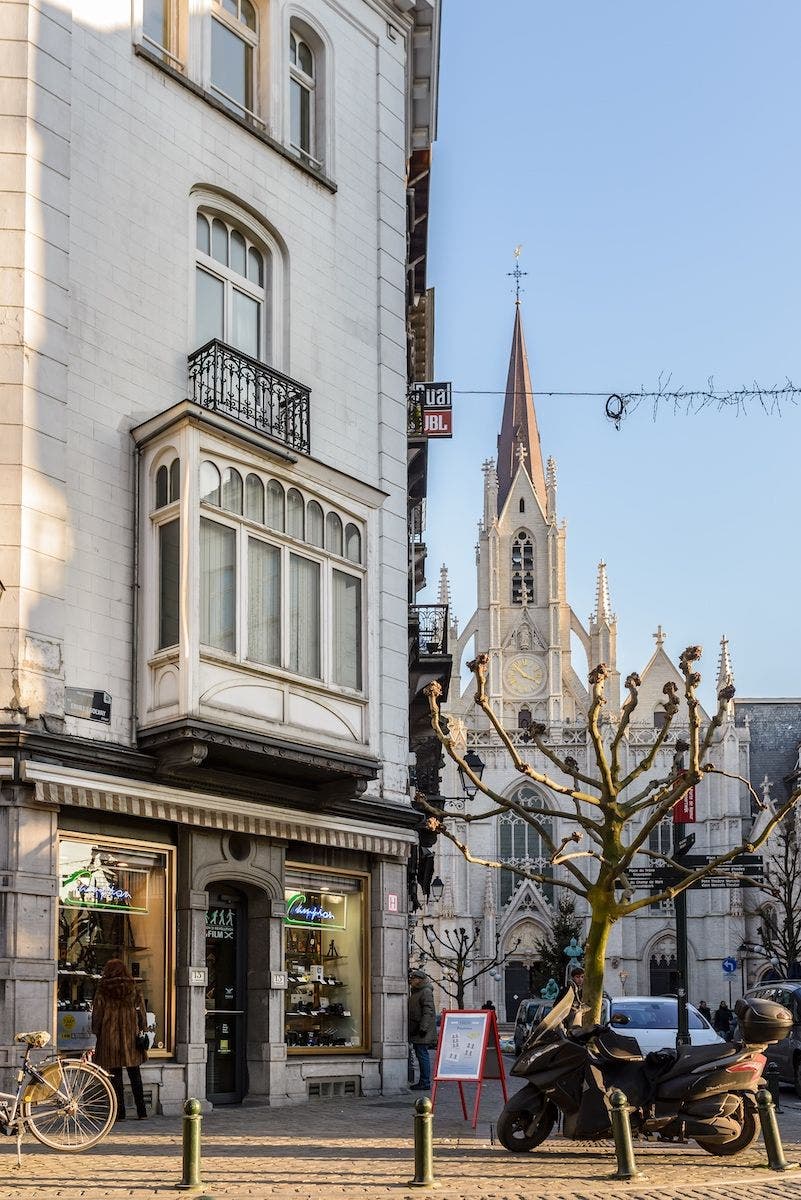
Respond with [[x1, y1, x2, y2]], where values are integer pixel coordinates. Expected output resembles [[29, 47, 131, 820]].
[[15, 1031, 51, 1046]]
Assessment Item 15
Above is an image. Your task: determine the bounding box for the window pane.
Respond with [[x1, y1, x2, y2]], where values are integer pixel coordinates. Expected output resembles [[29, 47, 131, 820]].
[[200, 461, 221, 506], [345, 523, 361, 563], [306, 501, 324, 547], [169, 459, 180, 503], [287, 488, 304, 539], [159, 520, 180, 649], [298, 41, 313, 77], [221, 0, 237, 15], [232, 289, 260, 359], [248, 539, 280, 665], [333, 571, 361, 689], [266, 480, 285, 531], [196, 213, 210, 255], [200, 519, 236, 652], [195, 268, 224, 347], [290, 32, 297, 64], [325, 511, 342, 555], [211, 218, 228, 265], [143, 0, 168, 47], [230, 229, 247, 277], [290, 78, 301, 147], [245, 473, 264, 523], [211, 18, 250, 109], [221, 467, 243, 513], [247, 246, 263, 286], [240, 0, 256, 31], [155, 465, 168, 509], [289, 553, 320, 678], [298, 85, 311, 152]]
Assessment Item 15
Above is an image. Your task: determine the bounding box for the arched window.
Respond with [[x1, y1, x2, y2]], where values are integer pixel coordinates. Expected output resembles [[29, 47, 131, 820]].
[[265, 479, 285, 530], [344, 522, 361, 564], [195, 209, 268, 361], [511, 530, 534, 605], [221, 467, 243, 513], [306, 500, 324, 547], [155, 458, 180, 509], [518, 706, 532, 731], [200, 460, 221, 506], [286, 488, 304, 539], [290, 24, 316, 163], [325, 511, 343, 555], [211, 0, 258, 120], [498, 786, 554, 906], [245, 473, 264, 523], [648, 818, 674, 912]]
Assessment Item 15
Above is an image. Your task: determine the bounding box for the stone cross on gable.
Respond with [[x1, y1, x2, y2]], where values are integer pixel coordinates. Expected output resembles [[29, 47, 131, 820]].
[[653, 624, 666, 648], [515, 441, 528, 470]]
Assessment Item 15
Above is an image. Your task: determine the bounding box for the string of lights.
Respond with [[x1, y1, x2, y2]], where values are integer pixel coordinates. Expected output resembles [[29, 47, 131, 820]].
[[449, 378, 801, 428]]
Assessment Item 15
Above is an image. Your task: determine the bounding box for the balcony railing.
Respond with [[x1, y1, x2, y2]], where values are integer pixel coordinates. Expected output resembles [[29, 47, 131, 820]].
[[410, 604, 448, 657], [188, 339, 310, 454]]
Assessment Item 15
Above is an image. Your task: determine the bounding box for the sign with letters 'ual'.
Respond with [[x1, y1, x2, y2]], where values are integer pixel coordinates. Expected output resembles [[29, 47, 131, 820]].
[[431, 1010, 508, 1128]]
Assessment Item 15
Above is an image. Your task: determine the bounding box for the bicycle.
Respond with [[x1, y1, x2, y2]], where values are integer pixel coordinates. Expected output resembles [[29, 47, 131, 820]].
[[1, 1030, 117, 1165]]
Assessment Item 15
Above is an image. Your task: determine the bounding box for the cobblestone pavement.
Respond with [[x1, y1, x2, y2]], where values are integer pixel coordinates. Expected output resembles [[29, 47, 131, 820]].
[[4, 1082, 801, 1199]]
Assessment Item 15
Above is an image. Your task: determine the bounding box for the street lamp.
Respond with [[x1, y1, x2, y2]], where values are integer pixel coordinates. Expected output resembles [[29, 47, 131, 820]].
[[458, 748, 485, 799], [431, 876, 444, 902]]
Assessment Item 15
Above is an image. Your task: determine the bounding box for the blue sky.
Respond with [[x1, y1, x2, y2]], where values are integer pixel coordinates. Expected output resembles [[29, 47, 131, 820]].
[[423, 1, 801, 708]]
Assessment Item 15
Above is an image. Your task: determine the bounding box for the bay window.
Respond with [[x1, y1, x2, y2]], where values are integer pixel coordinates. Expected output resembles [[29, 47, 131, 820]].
[[198, 459, 366, 692]]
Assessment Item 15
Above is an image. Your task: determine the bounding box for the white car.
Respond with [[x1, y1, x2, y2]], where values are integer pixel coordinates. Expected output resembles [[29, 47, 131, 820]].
[[608, 996, 723, 1054]]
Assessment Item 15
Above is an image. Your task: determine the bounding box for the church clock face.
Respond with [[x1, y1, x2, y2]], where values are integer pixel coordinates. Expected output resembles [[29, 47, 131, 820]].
[[505, 655, 545, 696]]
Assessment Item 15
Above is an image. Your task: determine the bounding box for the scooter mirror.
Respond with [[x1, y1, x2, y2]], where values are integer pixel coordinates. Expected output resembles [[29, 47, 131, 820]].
[[610, 1012, 630, 1026]]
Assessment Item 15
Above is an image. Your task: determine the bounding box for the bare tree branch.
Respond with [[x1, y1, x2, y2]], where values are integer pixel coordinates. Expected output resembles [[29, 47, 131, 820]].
[[618, 681, 681, 791]]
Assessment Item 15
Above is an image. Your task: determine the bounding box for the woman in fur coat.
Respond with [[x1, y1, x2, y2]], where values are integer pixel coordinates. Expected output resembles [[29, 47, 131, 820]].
[[91, 959, 148, 1120]]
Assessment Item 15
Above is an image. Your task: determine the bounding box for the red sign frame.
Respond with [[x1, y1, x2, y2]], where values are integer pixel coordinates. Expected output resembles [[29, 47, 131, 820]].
[[673, 785, 696, 823], [431, 1009, 508, 1128]]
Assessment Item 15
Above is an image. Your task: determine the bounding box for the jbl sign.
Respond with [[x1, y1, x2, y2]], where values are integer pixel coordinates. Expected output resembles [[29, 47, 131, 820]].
[[423, 409, 452, 437]]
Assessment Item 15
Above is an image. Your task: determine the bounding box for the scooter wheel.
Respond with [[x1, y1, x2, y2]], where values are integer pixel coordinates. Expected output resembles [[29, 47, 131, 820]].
[[497, 1101, 557, 1152], [695, 1106, 759, 1156]]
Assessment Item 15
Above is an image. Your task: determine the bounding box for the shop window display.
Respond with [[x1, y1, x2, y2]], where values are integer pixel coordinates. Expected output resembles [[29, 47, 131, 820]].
[[57, 836, 174, 1055], [283, 868, 367, 1052]]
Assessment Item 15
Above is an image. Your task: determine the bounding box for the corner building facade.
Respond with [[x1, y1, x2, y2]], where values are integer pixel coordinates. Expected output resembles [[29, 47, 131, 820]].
[[0, 0, 441, 1108]]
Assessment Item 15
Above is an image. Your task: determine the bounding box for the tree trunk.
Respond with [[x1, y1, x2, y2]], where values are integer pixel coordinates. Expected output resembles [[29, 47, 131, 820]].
[[582, 897, 613, 1025], [456, 974, 465, 1009]]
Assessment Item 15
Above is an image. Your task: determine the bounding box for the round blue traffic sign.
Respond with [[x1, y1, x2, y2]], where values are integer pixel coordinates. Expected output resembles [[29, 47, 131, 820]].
[[722, 956, 738, 974]]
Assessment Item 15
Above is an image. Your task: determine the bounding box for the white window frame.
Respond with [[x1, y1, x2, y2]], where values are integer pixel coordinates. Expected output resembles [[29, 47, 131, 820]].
[[289, 29, 318, 166], [208, 0, 263, 126], [133, 0, 184, 69], [198, 463, 366, 694], [195, 210, 268, 361], [284, 13, 331, 172]]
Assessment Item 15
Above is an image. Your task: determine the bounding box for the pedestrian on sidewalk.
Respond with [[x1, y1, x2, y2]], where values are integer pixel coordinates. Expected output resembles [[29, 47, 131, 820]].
[[408, 968, 437, 1091], [91, 959, 149, 1120], [713, 1000, 734, 1041], [698, 1000, 713, 1025]]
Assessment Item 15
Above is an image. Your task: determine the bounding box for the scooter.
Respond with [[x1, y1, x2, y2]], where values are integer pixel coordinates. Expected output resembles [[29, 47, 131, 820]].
[[497, 989, 792, 1156]]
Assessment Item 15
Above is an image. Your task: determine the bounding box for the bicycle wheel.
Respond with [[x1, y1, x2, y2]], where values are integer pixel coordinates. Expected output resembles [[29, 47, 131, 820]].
[[24, 1060, 117, 1151]]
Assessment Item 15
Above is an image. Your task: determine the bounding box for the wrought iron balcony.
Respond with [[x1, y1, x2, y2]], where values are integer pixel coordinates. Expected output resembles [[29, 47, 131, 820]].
[[188, 339, 310, 454], [410, 604, 448, 657]]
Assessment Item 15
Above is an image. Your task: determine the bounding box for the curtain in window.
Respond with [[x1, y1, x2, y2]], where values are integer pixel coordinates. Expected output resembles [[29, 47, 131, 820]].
[[289, 553, 320, 678], [200, 518, 236, 652], [158, 520, 180, 649], [248, 538, 280, 665], [332, 570, 361, 689]]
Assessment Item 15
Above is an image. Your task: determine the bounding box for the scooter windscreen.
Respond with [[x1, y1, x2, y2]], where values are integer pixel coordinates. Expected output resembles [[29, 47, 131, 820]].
[[532, 986, 575, 1037]]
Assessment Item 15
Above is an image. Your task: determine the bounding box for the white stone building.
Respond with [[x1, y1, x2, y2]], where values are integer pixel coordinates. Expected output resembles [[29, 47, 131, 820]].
[[430, 303, 760, 1019], [0, 0, 441, 1108]]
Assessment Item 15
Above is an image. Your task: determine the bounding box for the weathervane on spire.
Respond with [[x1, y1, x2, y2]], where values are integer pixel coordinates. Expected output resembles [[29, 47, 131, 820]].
[[508, 245, 527, 304]]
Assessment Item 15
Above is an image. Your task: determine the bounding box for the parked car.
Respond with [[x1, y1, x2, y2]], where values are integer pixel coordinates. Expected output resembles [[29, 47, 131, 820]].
[[739, 982, 801, 1093], [608, 996, 722, 1054]]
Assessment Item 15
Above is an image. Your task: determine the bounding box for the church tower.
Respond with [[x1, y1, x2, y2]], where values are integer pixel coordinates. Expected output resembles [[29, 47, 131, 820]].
[[463, 301, 607, 726]]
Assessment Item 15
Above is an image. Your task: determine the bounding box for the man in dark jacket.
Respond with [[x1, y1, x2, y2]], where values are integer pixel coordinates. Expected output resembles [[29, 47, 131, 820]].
[[408, 968, 437, 1090]]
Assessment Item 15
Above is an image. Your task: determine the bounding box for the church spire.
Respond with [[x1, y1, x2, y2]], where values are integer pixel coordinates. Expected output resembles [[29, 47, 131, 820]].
[[717, 634, 734, 692], [592, 561, 613, 624], [496, 303, 547, 515]]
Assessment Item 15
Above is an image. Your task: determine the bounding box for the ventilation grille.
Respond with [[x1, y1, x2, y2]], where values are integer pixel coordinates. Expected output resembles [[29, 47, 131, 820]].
[[307, 1077, 360, 1100]]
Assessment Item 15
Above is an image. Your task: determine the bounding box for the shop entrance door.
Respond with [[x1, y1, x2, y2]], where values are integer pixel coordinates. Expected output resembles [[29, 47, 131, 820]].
[[205, 887, 247, 1104]]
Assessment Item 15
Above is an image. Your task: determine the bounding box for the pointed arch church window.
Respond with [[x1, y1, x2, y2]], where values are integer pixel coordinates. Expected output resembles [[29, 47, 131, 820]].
[[498, 788, 554, 906], [519, 498, 525, 513], [511, 530, 534, 605]]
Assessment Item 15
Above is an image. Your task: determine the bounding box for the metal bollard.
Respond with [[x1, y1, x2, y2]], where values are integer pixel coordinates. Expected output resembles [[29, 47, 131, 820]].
[[609, 1089, 643, 1180], [766, 1061, 783, 1113], [408, 1096, 439, 1188], [757, 1087, 791, 1172], [176, 1098, 203, 1191]]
